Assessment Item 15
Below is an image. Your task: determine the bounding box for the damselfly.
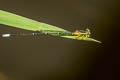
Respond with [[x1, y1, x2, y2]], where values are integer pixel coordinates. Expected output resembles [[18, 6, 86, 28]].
[[1, 28, 91, 39]]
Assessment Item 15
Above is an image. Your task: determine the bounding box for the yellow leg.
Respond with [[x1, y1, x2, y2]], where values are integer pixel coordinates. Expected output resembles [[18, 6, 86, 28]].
[[75, 34, 90, 39], [75, 36, 80, 39], [87, 35, 90, 38], [84, 34, 90, 38], [85, 35, 88, 38], [75, 35, 81, 39], [81, 35, 85, 38]]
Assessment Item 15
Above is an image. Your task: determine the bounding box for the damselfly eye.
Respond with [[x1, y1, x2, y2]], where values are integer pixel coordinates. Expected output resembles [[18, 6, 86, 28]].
[[86, 28, 91, 34]]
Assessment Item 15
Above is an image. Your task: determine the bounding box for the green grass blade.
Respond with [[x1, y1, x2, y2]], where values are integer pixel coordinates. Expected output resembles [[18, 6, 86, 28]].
[[61, 36, 101, 43], [0, 10, 67, 32], [0, 10, 101, 43]]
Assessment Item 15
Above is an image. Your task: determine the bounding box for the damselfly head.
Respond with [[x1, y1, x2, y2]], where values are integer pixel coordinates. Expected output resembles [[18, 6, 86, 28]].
[[86, 28, 91, 35]]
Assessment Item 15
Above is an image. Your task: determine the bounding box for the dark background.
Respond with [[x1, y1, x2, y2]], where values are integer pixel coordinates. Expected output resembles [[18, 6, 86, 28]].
[[0, 0, 119, 80]]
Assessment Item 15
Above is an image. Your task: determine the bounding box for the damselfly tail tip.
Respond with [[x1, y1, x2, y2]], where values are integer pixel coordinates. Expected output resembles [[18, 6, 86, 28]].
[[2, 34, 11, 37]]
